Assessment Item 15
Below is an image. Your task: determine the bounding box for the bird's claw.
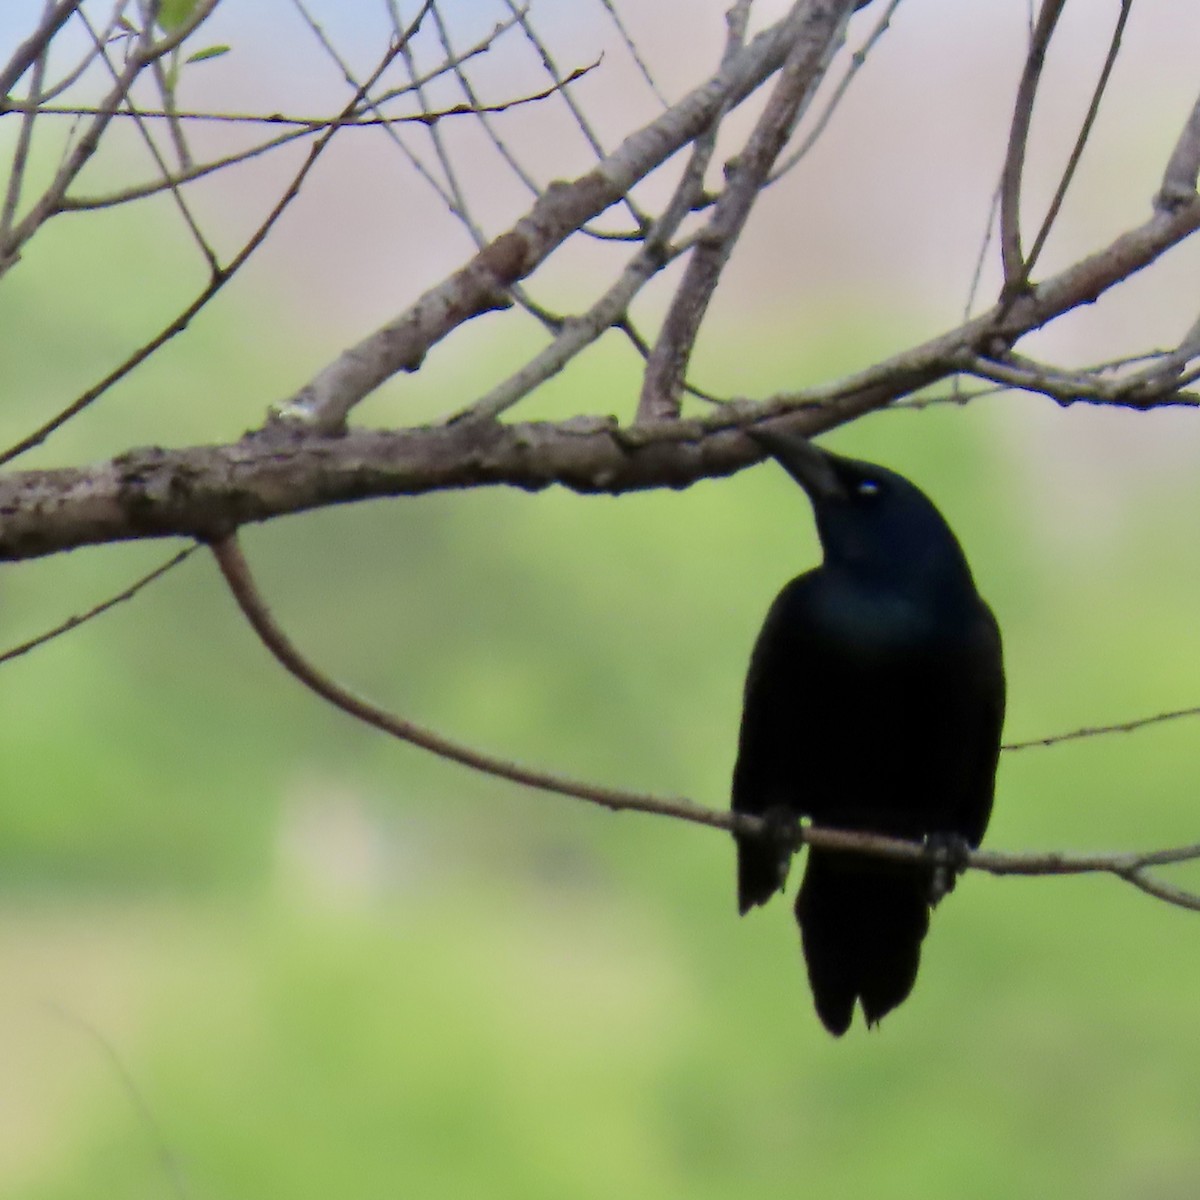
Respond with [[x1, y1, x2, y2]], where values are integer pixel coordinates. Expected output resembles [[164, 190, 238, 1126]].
[[924, 832, 972, 905], [761, 805, 803, 893]]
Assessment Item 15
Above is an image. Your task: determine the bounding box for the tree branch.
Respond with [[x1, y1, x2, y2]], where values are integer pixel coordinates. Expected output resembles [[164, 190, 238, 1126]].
[[0, 0, 81, 109], [208, 533, 1200, 915], [1019, 0, 1131, 283], [209, 532, 714, 824], [999, 1, 1067, 291], [1002, 704, 1200, 751], [455, 9, 751, 423], [0, 0, 221, 274], [0, 25, 415, 467], [275, 7, 857, 432], [1158, 89, 1200, 207], [5, 177, 1200, 562], [0, 546, 196, 665], [636, 0, 859, 421]]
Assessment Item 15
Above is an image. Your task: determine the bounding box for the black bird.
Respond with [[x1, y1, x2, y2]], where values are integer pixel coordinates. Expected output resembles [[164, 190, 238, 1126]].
[[732, 427, 1005, 1036]]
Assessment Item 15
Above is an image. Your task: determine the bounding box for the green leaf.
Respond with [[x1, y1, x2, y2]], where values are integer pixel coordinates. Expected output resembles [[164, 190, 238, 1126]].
[[185, 45, 231, 65], [156, 0, 199, 32]]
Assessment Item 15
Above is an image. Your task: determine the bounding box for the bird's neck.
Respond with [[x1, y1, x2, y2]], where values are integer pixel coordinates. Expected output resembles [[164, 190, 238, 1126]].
[[824, 557, 983, 624]]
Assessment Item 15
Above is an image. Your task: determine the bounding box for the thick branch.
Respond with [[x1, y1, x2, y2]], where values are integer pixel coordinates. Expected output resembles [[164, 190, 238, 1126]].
[[6, 134, 1200, 556], [0, 418, 763, 560], [4, 188, 1200, 561]]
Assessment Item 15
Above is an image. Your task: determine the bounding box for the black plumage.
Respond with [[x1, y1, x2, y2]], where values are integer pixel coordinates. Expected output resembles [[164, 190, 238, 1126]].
[[732, 427, 1005, 1036]]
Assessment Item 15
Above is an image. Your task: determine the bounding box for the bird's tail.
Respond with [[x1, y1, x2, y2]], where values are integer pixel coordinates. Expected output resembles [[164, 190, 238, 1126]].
[[794, 849, 931, 1036]]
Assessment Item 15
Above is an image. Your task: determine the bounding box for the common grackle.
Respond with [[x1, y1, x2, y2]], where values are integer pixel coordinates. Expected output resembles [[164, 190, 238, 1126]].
[[732, 427, 1005, 1036]]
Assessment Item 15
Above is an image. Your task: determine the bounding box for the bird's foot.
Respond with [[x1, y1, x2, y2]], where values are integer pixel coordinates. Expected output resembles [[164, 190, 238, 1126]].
[[761, 805, 804, 892], [924, 832, 972, 905]]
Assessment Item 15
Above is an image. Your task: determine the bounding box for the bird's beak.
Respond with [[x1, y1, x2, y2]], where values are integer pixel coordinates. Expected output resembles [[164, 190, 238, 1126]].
[[746, 424, 842, 501]]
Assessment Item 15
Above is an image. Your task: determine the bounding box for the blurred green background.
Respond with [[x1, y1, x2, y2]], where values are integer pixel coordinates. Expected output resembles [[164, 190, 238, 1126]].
[[6, 6, 1200, 1196], [6, 217, 1200, 1200]]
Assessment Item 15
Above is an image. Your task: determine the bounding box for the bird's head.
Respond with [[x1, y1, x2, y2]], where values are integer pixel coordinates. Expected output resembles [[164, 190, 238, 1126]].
[[746, 424, 975, 592]]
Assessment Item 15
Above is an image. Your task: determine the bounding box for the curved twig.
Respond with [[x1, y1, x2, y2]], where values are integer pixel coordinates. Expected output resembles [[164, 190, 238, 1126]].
[[209, 532, 720, 827], [208, 533, 1200, 914], [999, 0, 1066, 290]]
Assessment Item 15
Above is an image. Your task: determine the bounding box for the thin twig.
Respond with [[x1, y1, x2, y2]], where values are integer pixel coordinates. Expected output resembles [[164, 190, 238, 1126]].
[[390, 0, 484, 240], [0, 0, 53, 238], [0, 0, 81, 107], [150, 49, 193, 171], [14, 90, 591, 127], [892, 385, 1002, 410], [0, 547, 196, 667], [999, 0, 1066, 292], [77, 5, 219, 272], [209, 533, 715, 825], [0, 29, 411, 467], [596, 0, 669, 107], [961, 351, 1200, 409], [1022, 0, 1132, 282], [208, 533, 1200, 913], [636, 0, 859, 422], [1003, 705, 1200, 751], [959, 182, 1002, 378], [498, 0, 651, 235], [618, 314, 735, 405], [424, 1, 542, 198], [60, 124, 316, 211], [770, 0, 903, 183], [289, 0, 456, 211], [53, 70, 594, 214], [47, 1003, 191, 1200]]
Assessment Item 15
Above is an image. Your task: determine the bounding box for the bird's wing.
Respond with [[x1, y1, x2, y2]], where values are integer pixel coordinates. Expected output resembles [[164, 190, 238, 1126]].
[[954, 602, 1006, 848], [731, 574, 825, 912], [731, 573, 820, 821]]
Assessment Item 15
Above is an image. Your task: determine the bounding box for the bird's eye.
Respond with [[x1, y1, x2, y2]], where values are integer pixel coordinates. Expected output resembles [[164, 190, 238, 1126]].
[[856, 479, 882, 498]]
